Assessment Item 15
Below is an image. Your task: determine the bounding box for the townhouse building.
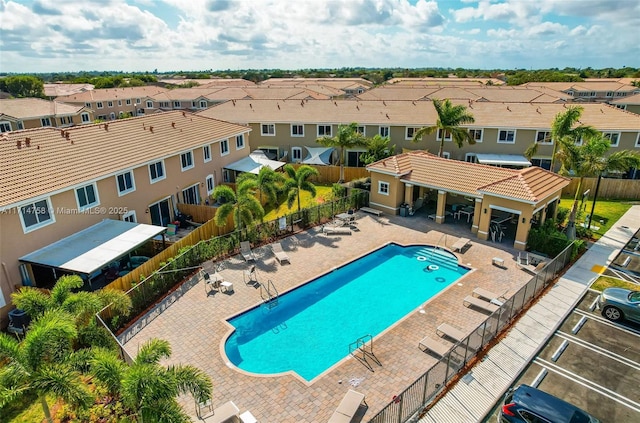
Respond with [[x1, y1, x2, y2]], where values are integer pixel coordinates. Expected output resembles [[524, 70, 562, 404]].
[[0, 111, 250, 323], [523, 81, 640, 103], [55, 86, 169, 120], [611, 92, 640, 114], [0, 98, 94, 132], [197, 99, 640, 172]]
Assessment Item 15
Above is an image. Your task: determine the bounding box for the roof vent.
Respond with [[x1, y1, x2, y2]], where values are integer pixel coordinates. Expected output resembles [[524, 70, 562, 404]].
[[60, 129, 66, 137], [104, 123, 109, 131], [383, 101, 386, 106], [25, 137, 31, 147], [149, 126, 154, 133], [182, 111, 186, 117], [506, 106, 511, 111], [16, 140, 22, 149], [171, 122, 176, 128], [65, 131, 70, 139]]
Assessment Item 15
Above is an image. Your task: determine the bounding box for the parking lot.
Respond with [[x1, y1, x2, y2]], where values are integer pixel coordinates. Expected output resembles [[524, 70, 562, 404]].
[[484, 289, 640, 422]]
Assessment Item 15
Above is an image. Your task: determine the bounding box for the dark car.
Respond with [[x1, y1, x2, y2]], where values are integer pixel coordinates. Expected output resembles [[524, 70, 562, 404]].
[[597, 287, 640, 323], [498, 384, 600, 423]]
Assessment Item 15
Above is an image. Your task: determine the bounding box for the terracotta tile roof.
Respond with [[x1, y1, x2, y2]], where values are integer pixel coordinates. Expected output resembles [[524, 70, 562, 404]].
[[54, 86, 168, 103], [358, 86, 571, 103], [259, 78, 374, 89], [611, 92, 640, 105], [159, 78, 256, 88], [0, 111, 249, 208], [199, 99, 640, 131], [386, 77, 505, 86], [44, 83, 94, 97], [367, 151, 569, 203], [0, 98, 86, 118], [524, 81, 640, 93]]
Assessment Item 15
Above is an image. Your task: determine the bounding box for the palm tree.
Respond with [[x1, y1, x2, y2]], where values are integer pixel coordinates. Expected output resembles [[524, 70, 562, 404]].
[[12, 274, 132, 349], [360, 134, 396, 165], [211, 179, 264, 230], [412, 99, 475, 157], [282, 164, 320, 212], [90, 338, 212, 423], [524, 105, 597, 172], [236, 166, 285, 207], [556, 133, 640, 240], [0, 310, 94, 423], [316, 122, 367, 182]]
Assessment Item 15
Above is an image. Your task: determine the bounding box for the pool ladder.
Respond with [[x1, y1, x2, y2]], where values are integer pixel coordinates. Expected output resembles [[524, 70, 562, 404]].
[[260, 279, 279, 309]]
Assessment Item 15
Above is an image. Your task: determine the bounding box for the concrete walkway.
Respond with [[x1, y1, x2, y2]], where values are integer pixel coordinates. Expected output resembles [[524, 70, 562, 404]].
[[418, 205, 640, 423]]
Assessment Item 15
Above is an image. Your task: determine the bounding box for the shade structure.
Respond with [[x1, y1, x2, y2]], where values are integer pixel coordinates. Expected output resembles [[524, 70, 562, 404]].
[[475, 154, 531, 168], [302, 147, 334, 165], [224, 150, 286, 174], [19, 219, 165, 275]]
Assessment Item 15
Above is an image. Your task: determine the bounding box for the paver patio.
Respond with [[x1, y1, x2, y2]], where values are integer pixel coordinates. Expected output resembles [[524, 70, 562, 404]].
[[123, 210, 534, 422]]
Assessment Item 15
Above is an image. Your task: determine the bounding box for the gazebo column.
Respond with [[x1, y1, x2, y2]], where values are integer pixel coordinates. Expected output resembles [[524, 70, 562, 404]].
[[404, 183, 414, 208], [435, 190, 447, 223], [476, 202, 491, 240], [539, 206, 548, 225], [514, 209, 534, 251], [471, 198, 482, 234], [419, 186, 426, 200]]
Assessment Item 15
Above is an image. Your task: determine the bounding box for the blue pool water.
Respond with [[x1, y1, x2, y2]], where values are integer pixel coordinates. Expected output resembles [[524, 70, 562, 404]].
[[224, 243, 469, 381]]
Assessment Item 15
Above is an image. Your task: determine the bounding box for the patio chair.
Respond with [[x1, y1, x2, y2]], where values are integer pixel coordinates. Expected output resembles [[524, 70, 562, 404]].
[[473, 287, 507, 305], [463, 295, 500, 314], [451, 237, 471, 253], [240, 241, 256, 262], [243, 265, 258, 285], [418, 335, 452, 358], [436, 323, 466, 343], [328, 389, 367, 423], [271, 242, 290, 265], [207, 400, 240, 423]]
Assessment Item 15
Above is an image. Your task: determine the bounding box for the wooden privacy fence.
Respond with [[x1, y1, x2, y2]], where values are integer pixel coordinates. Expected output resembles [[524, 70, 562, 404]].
[[177, 203, 217, 223], [562, 177, 640, 200], [289, 164, 370, 184]]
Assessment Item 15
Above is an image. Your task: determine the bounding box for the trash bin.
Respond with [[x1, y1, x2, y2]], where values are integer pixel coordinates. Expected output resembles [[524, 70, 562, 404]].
[[8, 309, 30, 329], [399, 204, 408, 217]]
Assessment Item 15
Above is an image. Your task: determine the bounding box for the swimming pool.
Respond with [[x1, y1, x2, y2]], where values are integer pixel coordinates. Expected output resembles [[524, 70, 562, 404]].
[[224, 243, 469, 381]]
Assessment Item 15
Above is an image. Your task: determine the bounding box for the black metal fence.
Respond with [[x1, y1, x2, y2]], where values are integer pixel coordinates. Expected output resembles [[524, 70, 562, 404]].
[[368, 242, 576, 423]]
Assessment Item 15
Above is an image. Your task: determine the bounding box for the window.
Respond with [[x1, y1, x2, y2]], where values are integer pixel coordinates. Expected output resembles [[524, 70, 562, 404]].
[[378, 181, 390, 195], [85, 102, 92, 108], [636, 133, 640, 147], [536, 131, 552, 144], [317, 125, 332, 137], [41, 117, 51, 127], [122, 211, 137, 223], [200, 100, 207, 108], [117, 100, 122, 106], [17, 121, 24, 130], [173, 101, 181, 108], [356, 126, 365, 135], [0, 122, 11, 132], [236, 134, 245, 149], [220, 139, 229, 155], [160, 101, 170, 108], [531, 158, 552, 170], [603, 132, 620, 147], [76, 183, 99, 210], [498, 129, 516, 143], [206, 174, 215, 195], [406, 127, 419, 140], [81, 113, 90, 123], [347, 150, 366, 167], [146, 100, 153, 108], [465, 153, 476, 163], [182, 184, 199, 205], [96, 102, 103, 109], [468, 129, 483, 142], [291, 124, 304, 137], [116, 171, 135, 196], [20, 198, 54, 232], [292, 147, 302, 162], [379, 126, 390, 138], [203, 145, 211, 162], [441, 151, 450, 159], [107, 101, 113, 108], [261, 124, 275, 136], [223, 169, 231, 183], [126, 99, 132, 105], [109, 112, 116, 120], [180, 151, 194, 170], [59, 116, 71, 125], [149, 161, 165, 182], [437, 129, 452, 141]]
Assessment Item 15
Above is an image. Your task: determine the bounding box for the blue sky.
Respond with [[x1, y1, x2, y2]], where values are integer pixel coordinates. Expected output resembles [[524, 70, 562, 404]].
[[1, 0, 639, 73]]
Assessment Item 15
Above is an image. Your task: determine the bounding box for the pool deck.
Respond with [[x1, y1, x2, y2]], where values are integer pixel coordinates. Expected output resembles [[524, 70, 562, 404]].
[[123, 210, 534, 422]]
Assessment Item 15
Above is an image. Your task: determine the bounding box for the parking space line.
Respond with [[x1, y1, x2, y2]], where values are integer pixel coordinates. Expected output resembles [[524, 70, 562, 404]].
[[573, 309, 640, 337], [534, 358, 640, 413], [555, 331, 640, 370]]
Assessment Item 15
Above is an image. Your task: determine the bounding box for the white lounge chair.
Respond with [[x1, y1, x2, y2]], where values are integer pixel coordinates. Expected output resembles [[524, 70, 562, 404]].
[[451, 237, 471, 253], [419, 335, 452, 357], [323, 226, 352, 235], [240, 241, 256, 262], [436, 323, 466, 343], [473, 287, 506, 305], [359, 206, 382, 216], [203, 400, 240, 423], [271, 242, 290, 264], [328, 389, 367, 423], [463, 295, 500, 314]]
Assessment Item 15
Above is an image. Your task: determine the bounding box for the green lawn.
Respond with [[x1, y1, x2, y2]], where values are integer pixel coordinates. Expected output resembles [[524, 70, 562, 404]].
[[591, 275, 640, 292], [558, 198, 634, 240], [263, 185, 335, 221]]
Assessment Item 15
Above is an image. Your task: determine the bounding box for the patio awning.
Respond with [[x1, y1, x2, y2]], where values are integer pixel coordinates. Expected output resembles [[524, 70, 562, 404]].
[[19, 219, 166, 275], [475, 154, 531, 168], [302, 147, 334, 165], [224, 150, 285, 174]]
